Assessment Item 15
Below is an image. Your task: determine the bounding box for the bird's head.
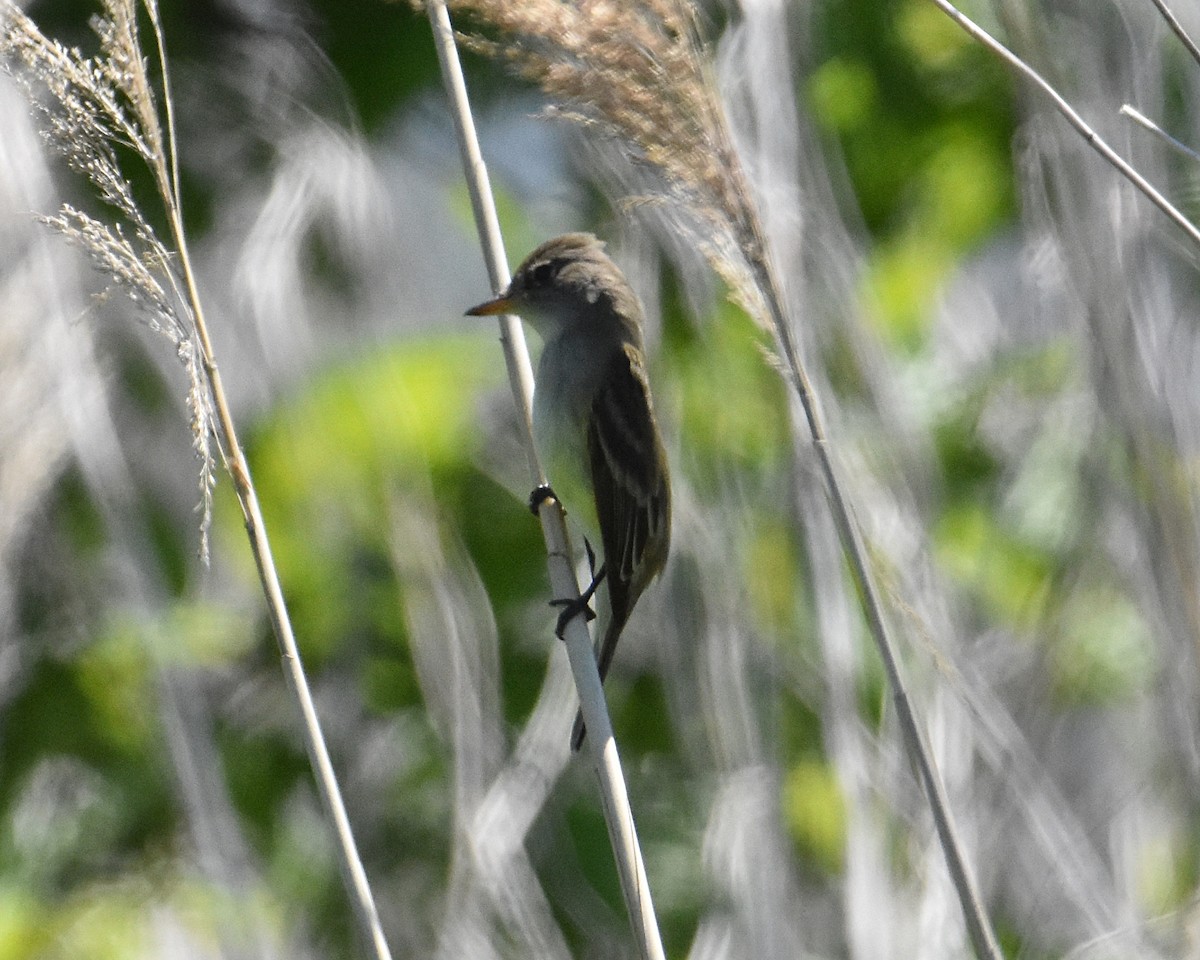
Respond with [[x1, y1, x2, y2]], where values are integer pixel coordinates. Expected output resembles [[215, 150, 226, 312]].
[[466, 233, 638, 341]]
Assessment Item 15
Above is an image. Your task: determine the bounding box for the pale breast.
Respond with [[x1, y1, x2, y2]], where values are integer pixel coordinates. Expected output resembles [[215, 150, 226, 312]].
[[532, 334, 607, 543]]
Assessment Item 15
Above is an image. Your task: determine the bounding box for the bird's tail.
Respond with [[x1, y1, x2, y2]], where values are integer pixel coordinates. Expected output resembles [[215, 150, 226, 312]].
[[570, 610, 627, 751]]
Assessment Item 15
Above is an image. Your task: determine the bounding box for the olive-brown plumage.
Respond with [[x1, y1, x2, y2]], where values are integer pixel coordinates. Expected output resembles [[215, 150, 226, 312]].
[[467, 233, 671, 749]]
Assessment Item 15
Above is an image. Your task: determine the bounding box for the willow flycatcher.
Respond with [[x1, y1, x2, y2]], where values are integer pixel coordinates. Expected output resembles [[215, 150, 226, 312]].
[[467, 233, 671, 749]]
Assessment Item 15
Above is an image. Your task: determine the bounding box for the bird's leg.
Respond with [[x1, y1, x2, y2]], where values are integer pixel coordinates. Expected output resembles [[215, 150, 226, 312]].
[[528, 484, 558, 516], [550, 563, 608, 640], [530, 495, 605, 639], [583, 536, 598, 580]]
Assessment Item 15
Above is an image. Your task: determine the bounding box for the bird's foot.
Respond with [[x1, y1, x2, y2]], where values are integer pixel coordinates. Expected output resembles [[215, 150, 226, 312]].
[[549, 563, 607, 640], [550, 595, 596, 640]]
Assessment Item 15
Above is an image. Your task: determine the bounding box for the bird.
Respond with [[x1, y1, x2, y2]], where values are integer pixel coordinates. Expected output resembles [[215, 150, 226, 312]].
[[466, 233, 671, 749]]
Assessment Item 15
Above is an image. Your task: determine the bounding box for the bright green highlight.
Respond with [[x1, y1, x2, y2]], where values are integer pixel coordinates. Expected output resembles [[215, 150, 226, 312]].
[[1136, 826, 1197, 917], [897, 0, 973, 72], [672, 299, 788, 481], [239, 336, 501, 658], [920, 127, 1010, 247], [0, 885, 49, 960], [76, 625, 156, 754], [1050, 587, 1152, 704], [809, 58, 877, 133], [746, 524, 799, 634], [866, 232, 952, 351], [936, 503, 1051, 629], [782, 760, 846, 874]]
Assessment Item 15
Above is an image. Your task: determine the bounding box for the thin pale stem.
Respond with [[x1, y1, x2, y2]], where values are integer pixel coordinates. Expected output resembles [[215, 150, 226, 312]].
[[694, 45, 1003, 948], [140, 10, 392, 960], [742, 236, 1004, 960], [1121, 104, 1200, 164], [144, 0, 182, 214], [1147, 0, 1200, 69], [425, 3, 666, 959], [926, 0, 1200, 249]]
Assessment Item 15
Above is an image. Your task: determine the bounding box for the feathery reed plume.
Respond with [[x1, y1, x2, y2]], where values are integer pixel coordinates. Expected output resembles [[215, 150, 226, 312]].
[[2, 5, 392, 955], [447, 0, 766, 317], [2, 0, 216, 558], [440, 2, 1002, 958]]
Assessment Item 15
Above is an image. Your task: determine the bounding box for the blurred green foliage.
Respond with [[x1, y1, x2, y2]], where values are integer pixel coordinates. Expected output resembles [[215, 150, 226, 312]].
[[245, 338, 499, 657], [7, 0, 1180, 956], [669, 299, 790, 485], [810, 0, 1016, 350], [782, 760, 846, 876]]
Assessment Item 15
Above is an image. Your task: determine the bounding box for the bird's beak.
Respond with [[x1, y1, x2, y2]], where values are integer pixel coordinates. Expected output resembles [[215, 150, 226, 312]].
[[465, 292, 517, 316]]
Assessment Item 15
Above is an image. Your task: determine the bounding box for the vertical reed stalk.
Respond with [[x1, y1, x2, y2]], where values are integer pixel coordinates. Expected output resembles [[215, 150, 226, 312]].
[[425, 4, 667, 957]]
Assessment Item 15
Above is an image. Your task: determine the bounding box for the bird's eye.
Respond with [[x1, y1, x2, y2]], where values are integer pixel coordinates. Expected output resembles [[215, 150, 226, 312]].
[[530, 262, 556, 286]]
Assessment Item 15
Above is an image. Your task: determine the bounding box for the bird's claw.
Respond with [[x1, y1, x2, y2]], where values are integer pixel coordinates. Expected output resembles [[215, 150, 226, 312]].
[[549, 563, 607, 640], [528, 484, 557, 516], [550, 595, 597, 639]]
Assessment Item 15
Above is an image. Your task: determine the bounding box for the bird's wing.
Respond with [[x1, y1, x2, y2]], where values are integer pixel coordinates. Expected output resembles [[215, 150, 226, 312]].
[[586, 342, 670, 680]]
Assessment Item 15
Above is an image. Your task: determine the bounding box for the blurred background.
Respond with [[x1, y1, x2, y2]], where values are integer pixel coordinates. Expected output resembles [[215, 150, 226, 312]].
[[3, 0, 1200, 957]]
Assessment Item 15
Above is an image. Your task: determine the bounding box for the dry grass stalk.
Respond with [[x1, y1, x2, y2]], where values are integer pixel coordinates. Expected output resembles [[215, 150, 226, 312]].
[[2, 0, 216, 557], [1, 4, 392, 956]]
